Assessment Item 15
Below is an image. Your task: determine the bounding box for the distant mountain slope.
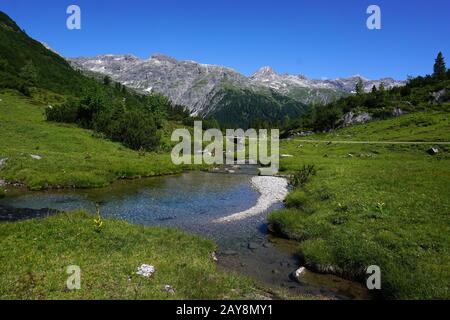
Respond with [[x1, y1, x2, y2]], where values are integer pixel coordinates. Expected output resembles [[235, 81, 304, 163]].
[[70, 54, 405, 118], [0, 11, 88, 95]]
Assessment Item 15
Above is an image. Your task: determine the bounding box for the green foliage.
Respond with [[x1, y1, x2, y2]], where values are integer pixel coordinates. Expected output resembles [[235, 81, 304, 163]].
[[433, 52, 447, 79], [210, 86, 308, 129], [103, 75, 111, 86], [283, 53, 450, 134], [355, 78, 364, 95], [45, 86, 175, 151], [289, 164, 317, 187], [93, 205, 104, 232], [19, 60, 38, 86]]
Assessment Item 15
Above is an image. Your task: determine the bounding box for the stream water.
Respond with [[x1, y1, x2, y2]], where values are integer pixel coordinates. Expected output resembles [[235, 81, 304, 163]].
[[0, 167, 370, 299]]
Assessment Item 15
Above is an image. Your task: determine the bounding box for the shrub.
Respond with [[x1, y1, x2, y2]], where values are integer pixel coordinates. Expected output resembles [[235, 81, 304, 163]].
[[285, 190, 308, 208], [289, 164, 316, 187]]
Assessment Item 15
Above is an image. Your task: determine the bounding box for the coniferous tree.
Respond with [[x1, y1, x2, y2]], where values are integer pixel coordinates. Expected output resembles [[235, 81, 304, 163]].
[[355, 78, 364, 95], [433, 52, 446, 79], [20, 60, 38, 86], [103, 76, 111, 86]]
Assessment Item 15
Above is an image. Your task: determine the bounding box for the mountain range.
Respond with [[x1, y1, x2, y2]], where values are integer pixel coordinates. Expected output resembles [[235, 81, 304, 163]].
[[70, 54, 405, 123]]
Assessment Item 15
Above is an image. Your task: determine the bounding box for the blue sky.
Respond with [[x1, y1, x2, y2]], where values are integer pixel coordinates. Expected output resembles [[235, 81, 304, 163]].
[[1, 0, 449, 79]]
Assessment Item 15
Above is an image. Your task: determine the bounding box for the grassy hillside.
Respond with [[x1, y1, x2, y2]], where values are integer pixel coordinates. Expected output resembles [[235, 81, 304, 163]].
[[0, 11, 91, 95], [0, 91, 186, 190], [269, 113, 450, 299], [0, 211, 259, 299], [301, 111, 450, 142]]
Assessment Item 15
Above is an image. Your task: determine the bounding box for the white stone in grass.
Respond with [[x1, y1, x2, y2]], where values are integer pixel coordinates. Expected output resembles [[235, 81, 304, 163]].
[[136, 264, 155, 278], [293, 267, 306, 282], [164, 284, 175, 294], [30, 154, 42, 160], [0, 158, 7, 169]]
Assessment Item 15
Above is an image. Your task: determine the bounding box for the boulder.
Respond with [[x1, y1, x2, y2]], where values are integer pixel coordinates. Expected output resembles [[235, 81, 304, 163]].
[[136, 264, 155, 278], [292, 267, 306, 282], [30, 154, 42, 160], [392, 107, 403, 117], [427, 147, 439, 155], [342, 111, 372, 127], [164, 285, 175, 294], [0, 157, 7, 169]]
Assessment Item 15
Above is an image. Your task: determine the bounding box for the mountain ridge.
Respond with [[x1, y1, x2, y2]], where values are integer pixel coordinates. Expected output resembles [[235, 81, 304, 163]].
[[70, 53, 405, 117]]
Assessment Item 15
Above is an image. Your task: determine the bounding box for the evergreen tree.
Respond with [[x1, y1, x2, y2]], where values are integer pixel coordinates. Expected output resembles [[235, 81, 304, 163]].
[[371, 85, 378, 94], [355, 78, 364, 95], [103, 76, 111, 86], [433, 52, 446, 79], [20, 60, 38, 86]]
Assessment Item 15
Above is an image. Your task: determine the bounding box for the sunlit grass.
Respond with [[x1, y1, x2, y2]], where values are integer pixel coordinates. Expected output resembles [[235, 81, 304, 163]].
[[269, 114, 450, 299]]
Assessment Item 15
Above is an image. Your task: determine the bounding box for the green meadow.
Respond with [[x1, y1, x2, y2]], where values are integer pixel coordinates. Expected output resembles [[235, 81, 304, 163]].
[[269, 112, 450, 299], [0, 211, 261, 299], [0, 90, 187, 190]]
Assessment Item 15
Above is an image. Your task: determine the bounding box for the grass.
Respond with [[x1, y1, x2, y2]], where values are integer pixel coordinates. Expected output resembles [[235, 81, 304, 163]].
[[0, 91, 191, 190], [0, 211, 261, 299], [269, 112, 450, 299], [302, 111, 450, 142]]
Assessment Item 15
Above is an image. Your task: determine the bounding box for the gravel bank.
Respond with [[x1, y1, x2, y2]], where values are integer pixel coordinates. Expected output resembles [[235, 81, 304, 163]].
[[214, 176, 288, 223]]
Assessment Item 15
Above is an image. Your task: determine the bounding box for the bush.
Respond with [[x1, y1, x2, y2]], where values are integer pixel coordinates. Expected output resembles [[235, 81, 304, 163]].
[[46, 90, 166, 151], [290, 164, 316, 187], [285, 189, 308, 208]]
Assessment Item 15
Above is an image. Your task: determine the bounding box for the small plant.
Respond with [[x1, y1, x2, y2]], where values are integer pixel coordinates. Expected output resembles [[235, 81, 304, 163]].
[[93, 205, 104, 233], [376, 202, 386, 214], [290, 164, 317, 187], [138, 146, 146, 157], [336, 202, 349, 213]]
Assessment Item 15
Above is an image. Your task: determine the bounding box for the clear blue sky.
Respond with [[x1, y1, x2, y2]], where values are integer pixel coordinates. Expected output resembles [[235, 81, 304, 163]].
[[1, 0, 449, 79]]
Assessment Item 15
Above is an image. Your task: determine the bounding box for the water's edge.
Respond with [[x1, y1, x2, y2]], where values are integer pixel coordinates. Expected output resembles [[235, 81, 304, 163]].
[[0, 169, 370, 300]]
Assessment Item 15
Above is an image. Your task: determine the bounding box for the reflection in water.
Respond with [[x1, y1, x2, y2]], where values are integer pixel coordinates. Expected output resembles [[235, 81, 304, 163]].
[[0, 170, 370, 299]]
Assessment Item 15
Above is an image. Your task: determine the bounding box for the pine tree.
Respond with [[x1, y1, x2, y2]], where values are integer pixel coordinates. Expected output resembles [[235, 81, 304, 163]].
[[371, 85, 378, 94], [355, 78, 364, 95], [20, 60, 38, 85], [103, 76, 111, 86], [433, 52, 446, 79]]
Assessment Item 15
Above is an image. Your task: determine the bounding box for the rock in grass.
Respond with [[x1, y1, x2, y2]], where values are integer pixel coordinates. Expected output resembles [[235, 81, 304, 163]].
[[211, 251, 218, 262], [427, 147, 439, 155], [0, 157, 7, 169], [30, 154, 42, 160], [164, 285, 175, 294], [292, 267, 306, 282], [136, 264, 155, 278]]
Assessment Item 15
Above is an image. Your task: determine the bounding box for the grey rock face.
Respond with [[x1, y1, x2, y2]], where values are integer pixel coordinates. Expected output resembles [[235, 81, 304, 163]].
[[71, 54, 250, 116], [342, 111, 373, 126], [69, 54, 405, 116]]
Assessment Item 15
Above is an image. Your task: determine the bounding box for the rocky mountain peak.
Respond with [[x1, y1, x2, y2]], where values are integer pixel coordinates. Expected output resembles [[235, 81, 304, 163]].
[[252, 66, 277, 78]]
